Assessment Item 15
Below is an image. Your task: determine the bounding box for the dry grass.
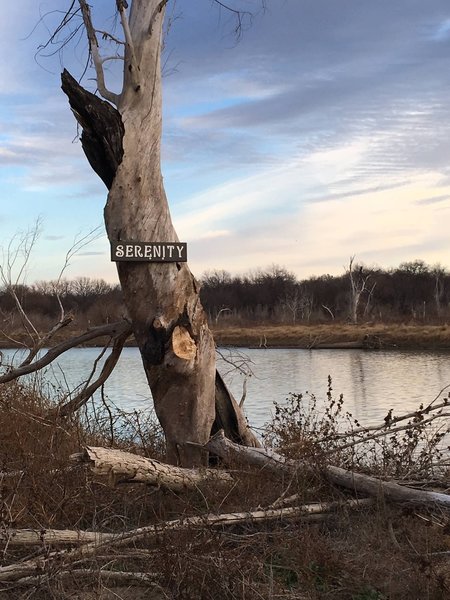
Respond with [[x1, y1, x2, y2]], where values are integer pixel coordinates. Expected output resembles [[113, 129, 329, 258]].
[[213, 322, 450, 350], [1, 381, 450, 599]]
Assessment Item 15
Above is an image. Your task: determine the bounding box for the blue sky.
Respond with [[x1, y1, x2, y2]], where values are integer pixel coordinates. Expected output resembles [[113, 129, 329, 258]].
[[2, 0, 450, 284]]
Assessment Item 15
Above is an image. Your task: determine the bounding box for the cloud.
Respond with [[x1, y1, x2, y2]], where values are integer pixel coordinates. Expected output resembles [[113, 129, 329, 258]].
[[415, 194, 450, 206], [4, 0, 450, 284], [198, 230, 231, 240]]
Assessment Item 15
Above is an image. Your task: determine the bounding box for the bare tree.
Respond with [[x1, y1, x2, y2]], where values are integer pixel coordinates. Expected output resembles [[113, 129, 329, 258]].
[[38, 1, 260, 465], [347, 256, 371, 325], [281, 287, 313, 323], [431, 264, 446, 318]]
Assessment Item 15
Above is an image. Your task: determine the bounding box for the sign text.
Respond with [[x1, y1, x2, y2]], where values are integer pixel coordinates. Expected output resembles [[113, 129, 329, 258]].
[[111, 242, 187, 262]]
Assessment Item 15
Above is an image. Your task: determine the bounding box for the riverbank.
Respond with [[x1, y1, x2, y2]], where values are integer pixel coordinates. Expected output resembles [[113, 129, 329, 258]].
[[2, 323, 450, 351], [212, 323, 450, 350]]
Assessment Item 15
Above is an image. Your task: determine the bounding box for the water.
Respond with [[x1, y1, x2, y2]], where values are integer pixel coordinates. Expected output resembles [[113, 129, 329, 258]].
[[2, 347, 449, 430]]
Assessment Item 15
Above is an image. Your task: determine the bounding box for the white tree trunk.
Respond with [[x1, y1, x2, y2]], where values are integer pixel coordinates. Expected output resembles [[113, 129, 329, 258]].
[[102, 4, 215, 467], [61, 2, 259, 466]]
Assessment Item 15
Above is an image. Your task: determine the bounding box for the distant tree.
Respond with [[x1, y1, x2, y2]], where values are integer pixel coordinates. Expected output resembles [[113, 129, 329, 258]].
[[394, 260, 433, 319], [431, 264, 447, 318], [346, 256, 372, 324]]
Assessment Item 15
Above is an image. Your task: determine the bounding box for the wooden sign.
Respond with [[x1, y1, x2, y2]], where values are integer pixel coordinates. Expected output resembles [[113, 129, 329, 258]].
[[111, 242, 187, 262]]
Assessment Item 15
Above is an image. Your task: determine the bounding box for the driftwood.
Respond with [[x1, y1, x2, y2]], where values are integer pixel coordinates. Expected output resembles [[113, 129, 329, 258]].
[[71, 446, 233, 490], [206, 430, 450, 508]]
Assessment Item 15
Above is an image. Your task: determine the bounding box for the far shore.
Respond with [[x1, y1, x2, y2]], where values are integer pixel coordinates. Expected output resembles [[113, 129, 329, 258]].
[[2, 323, 450, 351], [212, 323, 450, 350]]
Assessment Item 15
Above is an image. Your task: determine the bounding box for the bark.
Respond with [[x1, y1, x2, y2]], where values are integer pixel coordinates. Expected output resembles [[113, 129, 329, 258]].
[[207, 430, 450, 508], [70, 446, 233, 490], [61, 5, 259, 467], [60, 70, 123, 189], [213, 371, 260, 447]]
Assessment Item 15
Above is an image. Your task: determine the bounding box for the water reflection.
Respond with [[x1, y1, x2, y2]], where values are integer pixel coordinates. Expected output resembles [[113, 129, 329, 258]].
[[221, 348, 450, 428], [1, 347, 449, 430]]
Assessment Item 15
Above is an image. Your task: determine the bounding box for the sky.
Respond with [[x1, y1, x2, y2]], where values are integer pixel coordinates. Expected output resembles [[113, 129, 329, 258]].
[[1, 0, 450, 284]]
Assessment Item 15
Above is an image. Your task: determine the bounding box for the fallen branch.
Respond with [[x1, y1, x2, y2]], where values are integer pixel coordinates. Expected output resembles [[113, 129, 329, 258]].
[[71, 446, 233, 490], [8, 569, 160, 589], [206, 430, 450, 508], [205, 429, 300, 475], [325, 465, 450, 507], [0, 498, 373, 582], [1, 528, 114, 547], [0, 497, 371, 581]]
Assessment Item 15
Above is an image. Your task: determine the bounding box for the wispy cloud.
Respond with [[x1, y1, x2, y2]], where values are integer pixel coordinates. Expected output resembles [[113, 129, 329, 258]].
[[415, 194, 450, 206], [3, 0, 450, 283]]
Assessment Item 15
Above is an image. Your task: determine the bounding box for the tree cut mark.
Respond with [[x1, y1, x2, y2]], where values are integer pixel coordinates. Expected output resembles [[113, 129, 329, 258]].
[[171, 325, 197, 361]]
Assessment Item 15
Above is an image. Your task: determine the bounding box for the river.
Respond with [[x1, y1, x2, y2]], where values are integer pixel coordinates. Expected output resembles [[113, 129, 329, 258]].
[[2, 347, 449, 430]]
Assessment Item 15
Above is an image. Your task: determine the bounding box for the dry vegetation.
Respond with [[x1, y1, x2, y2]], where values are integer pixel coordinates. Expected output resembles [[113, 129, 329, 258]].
[[1, 380, 450, 599], [212, 322, 450, 350]]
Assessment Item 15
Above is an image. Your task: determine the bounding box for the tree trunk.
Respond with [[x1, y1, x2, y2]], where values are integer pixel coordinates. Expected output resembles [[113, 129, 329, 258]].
[[61, 2, 258, 466]]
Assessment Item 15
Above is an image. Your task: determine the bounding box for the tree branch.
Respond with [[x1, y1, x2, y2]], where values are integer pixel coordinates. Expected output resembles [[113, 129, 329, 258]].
[[0, 320, 132, 385], [78, 0, 120, 105], [116, 0, 140, 90], [51, 326, 131, 417], [149, 0, 169, 36], [19, 314, 74, 367]]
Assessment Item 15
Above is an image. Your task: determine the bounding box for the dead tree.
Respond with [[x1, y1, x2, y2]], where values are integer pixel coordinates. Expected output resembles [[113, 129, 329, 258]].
[[49, 1, 260, 465], [347, 256, 371, 324]]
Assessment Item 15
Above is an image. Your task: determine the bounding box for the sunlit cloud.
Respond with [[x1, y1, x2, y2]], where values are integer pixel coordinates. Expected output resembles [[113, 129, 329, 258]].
[[3, 0, 450, 284]]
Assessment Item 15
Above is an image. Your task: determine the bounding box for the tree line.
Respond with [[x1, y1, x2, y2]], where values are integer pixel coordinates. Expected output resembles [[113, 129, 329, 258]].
[[201, 260, 450, 324], [1, 259, 449, 331]]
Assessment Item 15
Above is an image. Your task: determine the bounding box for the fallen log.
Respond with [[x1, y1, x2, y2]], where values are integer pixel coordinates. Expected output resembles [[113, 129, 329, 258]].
[[205, 429, 299, 475], [70, 446, 233, 490], [9, 569, 160, 588], [205, 430, 450, 508], [1, 528, 114, 547], [0, 498, 371, 581], [325, 465, 450, 507]]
